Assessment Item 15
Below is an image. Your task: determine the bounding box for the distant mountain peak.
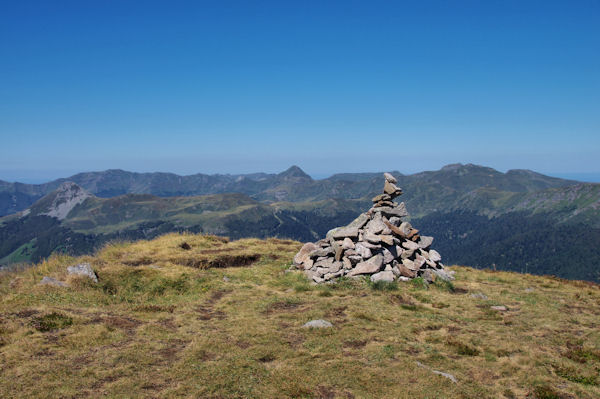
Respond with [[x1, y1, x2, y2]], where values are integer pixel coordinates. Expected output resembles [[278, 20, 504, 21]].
[[278, 165, 312, 180], [36, 182, 92, 220]]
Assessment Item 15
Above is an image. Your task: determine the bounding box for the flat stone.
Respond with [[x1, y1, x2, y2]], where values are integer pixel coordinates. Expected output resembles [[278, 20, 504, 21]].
[[381, 247, 395, 264], [471, 293, 488, 300], [294, 242, 318, 265], [491, 305, 508, 311], [365, 214, 387, 234], [389, 216, 402, 226], [379, 235, 394, 246], [370, 270, 395, 282], [346, 213, 370, 230], [401, 249, 414, 259], [347, 255, 363, 265], [398, 221, 412, 237], [328, 261, 343, 274], [384, 180, 402, 197], [414, 254, 427, 269], [67, 263, 98, 283], [429, 250, 442, 262], [431, 268, 454, 281], [331, 226, 359, 239], [302, 258, 314, 270], [342, 257, 353, 270], [374, 203, 408, 218], [40, 276, 68, 287], [342, 237, 355, 250], [416, 361, 457, 384], [384, 172, 397, 184], [363, 231, 382, 244], [360, 240, 381, 249], [402, 240, 419, 251], [309, 247, 335, 259], [372, 193, 392, 203], [348, 255, 384, 276], [398, 263, 416, 278], [402, 258, 418, 271], [354, 243, 373, 259], [398, 276, 411, 282], [418, 236, 434, 249], [421, 269, 436, 283], [302, 319, 333, 328]]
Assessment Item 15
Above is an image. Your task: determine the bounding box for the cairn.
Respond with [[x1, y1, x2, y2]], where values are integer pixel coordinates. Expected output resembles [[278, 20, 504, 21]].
[[293, 173, 453, 283]]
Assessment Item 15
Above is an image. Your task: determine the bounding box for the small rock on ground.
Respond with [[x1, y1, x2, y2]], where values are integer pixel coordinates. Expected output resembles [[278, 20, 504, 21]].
[[302, 319, 333, 328], [416, 361, 457, 383], [67, 263, 98, 283], [39, 276, 68, 287]]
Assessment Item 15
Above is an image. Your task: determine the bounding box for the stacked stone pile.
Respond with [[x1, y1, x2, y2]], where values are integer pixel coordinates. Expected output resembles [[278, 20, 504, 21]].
[[293, 173, 453, 283]]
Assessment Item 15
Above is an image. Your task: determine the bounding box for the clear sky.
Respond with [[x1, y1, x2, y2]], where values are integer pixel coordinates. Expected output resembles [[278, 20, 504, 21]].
[[1, 0, 599, 183]]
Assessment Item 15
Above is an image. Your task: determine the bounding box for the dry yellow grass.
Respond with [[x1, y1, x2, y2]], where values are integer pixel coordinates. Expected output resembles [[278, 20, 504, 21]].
[[0, 233, 599, 398]]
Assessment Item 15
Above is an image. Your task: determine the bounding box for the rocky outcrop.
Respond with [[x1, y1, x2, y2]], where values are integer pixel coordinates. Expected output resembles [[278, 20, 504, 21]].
[[40, 182, 91, 220], [294, 173, 452, 283]]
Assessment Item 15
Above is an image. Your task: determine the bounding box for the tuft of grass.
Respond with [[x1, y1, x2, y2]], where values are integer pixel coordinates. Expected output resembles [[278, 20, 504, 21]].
[[410, 277, 429, 290], [446, 337, 480, 356], [31, 312, 73, 332], [369, 280, 398, 291]]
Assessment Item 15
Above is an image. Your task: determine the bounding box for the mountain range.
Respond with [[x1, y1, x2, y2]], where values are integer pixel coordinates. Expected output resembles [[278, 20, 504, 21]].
[[1, 164, 599, 281]]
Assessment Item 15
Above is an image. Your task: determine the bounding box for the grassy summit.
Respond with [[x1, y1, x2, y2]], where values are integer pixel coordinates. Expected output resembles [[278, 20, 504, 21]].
[[0, 233, 599, 398]]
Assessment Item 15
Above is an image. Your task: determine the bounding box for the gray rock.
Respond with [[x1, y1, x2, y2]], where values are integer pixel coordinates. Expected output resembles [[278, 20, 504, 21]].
[[381, 247, 396, 264], [342, 257, 353, 270], [384, 180, 402, 197], [331, 226, 359, 239], [421, 269, 435, 283], [379, 235, 394, 246], [327, 261, 342, 274], [370, 270, 395, 282], [402, 258, 418, 271], [398, 276, 411, 282], [374, 203, 408, 218], [302, 319, 333, 328], [416, 361, 457, 383], [354, 243, 373, 259], [39, 276, 68, 287], [372, 193, 392, 203], [348, 255, 384, 276], [525, 287, 535, 293], [294, 242, 318, 265], [398, 221, 412, 237], [309, 247, 334, 259], [491, 305, 508, 311], [414, 254, 427, 269], [67, 263, 98, 283], [388, 216, 402, 226], [398, 263, 416, 278], [346, 213, 370, 230], [429, 250, 442, 262], [418, 236, 434, 249], [360, 240, 381, 249], [431, 268, 454, 281], [347, 255, 362, 265], [402, 240, 419, 251], [365, 214, 387, 235], [312, 275, 325, 283], [363, 231, 382, 244], [342, 237, 355, 250], [471, 292, 488, 300], [383, 172, 397, 184]]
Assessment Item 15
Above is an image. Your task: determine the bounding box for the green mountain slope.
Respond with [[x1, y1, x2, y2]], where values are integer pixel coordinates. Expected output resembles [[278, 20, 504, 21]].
[[0, 164, 578, 217]]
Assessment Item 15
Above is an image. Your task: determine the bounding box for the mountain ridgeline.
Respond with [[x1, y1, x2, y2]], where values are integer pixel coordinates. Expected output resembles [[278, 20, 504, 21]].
[[1, 164, 599, 282]]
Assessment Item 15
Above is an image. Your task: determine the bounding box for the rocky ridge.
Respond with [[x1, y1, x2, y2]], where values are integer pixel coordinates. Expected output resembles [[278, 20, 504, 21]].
[[294, 173, 453, 283]]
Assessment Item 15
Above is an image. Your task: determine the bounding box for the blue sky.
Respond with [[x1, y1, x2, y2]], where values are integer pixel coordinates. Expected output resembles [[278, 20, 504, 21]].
[[1, 0, 599, 182]]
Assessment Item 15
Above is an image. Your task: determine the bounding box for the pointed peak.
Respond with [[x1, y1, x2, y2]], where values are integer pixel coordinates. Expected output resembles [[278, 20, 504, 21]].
[[278, 166, 312, 180], [31, 181, 92, 220]]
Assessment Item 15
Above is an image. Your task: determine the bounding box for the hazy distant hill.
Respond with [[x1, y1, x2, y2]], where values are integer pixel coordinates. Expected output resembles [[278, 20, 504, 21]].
[[1, 164, 598, 281], [0, 164, 577, 217]]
